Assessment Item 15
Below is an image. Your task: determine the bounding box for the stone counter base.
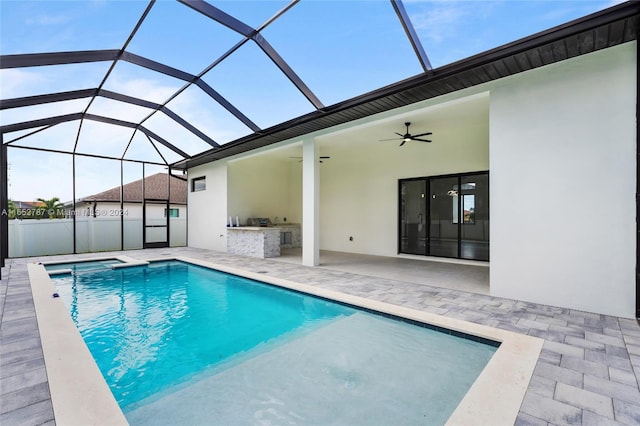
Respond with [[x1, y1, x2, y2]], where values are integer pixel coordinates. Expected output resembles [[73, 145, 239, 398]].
[[227, 227, 281, 258]]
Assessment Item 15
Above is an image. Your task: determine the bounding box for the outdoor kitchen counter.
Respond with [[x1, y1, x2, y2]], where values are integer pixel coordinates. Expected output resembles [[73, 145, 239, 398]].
[[226, 226, 282, 258]]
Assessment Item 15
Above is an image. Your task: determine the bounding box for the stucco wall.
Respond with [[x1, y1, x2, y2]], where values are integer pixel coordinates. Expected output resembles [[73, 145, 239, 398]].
[[188, 156, 302, 252], [185, 41, 636, 318], [318, 95, 490, 256], [490, 41, 637, 318], [187, 161, 228, 251], [227, 157, 299, 225]]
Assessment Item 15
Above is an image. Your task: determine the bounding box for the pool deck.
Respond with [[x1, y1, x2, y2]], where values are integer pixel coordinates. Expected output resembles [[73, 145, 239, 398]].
[[1, 247, 639, 425]]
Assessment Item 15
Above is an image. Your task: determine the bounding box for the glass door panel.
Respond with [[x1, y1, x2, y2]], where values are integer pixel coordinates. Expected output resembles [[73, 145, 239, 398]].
[[399, 180, 427, 255], [143, 199, 169, 248], [428, 176, 459, 258], [460, 174, 489, 260]]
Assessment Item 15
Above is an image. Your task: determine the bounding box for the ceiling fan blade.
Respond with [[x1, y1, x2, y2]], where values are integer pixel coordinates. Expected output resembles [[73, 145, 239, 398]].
[[412, 132, 433, 138], [394, 132, 404, 138], [411, 138, 432, 143], [289, 156, 330, 159], [379, 137, 402, 141], [399, 140, 407, 147]]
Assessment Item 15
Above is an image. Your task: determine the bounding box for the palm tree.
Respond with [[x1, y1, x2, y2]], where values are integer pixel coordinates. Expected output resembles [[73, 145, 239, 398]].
[[36, 197, 64, 219], [7, 199, 16, 219]]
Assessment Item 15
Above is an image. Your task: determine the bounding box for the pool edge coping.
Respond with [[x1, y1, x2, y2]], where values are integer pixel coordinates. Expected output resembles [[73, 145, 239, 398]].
[[27, 261, 129, 426], [29, 255, 543, 426]]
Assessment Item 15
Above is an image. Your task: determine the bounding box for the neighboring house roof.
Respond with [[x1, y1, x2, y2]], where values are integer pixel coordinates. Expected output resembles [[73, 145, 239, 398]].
[[13, 201, 46, 209], [181, 1, 639, 169], [80, 173, 187, 205]]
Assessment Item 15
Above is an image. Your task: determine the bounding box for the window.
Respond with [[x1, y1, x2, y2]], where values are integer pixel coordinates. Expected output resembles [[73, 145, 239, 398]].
[[462, 194, 475, 224], [191, 176, 206, 192], [164, 208, 179, 218], [452, 183, 476, 224]]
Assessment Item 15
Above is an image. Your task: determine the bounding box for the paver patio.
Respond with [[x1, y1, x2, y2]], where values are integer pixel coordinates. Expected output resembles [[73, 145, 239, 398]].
[[1, 247, 639, 425]]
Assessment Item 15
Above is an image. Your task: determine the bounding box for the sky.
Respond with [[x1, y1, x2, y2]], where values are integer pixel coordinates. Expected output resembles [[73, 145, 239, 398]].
[[0, 0, 623, 202]]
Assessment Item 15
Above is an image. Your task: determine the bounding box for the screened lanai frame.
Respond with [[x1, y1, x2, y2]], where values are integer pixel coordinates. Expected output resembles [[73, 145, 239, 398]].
[[3, 1, 638, 319], [0, 0, 433, 275]]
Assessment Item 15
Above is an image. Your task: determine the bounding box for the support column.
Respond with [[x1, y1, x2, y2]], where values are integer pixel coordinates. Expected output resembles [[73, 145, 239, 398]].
[[72, 153, 77, 253], [636, 33, 640, 320], [302, 137, 319, 266], [0, 139, 7, 275]]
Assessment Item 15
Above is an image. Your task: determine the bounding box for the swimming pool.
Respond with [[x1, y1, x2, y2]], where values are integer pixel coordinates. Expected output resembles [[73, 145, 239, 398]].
[[49, 259, 497, 425], [28, 254, 543, 425]]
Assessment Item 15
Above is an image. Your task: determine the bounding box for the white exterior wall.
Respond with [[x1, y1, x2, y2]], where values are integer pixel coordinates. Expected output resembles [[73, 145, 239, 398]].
[[185, 41, 636, 318], [227, 157, 298, 224], [490, 42, 637, 318], [319, 95, 489, 256], [188, 154, 302, 252], [188, 161, 228, 251]]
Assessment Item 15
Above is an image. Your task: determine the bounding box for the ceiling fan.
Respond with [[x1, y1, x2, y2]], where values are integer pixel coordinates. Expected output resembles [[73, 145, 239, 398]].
[[289, 156, 330, 163], [381, 122, 432, 146]]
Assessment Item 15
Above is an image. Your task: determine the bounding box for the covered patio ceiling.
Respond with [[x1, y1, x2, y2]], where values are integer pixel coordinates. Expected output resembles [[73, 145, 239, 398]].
[[1, 1, 637, 171], [239, 92, 489, 165]]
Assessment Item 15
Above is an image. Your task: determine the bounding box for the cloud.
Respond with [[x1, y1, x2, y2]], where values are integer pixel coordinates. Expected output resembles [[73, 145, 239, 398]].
[[0, 69, 47, 99], [102, 73, 221, 156], [107, 76, 179, 105], [1, 62, 111, 100], [25, 12, 71, 26], [7, 145, 74, 202], [3, 63, 247, 190], [409, 1, 469, 44], [2, 68, 186, 200], [165, 86, 253, 145]]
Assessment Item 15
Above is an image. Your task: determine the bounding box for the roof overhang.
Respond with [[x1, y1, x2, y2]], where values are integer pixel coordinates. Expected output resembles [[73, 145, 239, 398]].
[[180, 1, 639, 170]]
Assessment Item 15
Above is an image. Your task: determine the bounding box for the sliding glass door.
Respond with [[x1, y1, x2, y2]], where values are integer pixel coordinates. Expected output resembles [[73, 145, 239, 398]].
[[460, 174, 489, 261], [429, 176, 460, 258], [399, 179, 427, 255], [398, 172, 489, 261]]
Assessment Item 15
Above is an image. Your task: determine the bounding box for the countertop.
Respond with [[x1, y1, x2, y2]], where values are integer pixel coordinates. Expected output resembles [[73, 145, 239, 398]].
[[227, 224, 300, 231]]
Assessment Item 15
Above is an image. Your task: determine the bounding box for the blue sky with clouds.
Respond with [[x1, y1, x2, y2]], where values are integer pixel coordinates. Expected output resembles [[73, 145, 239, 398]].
[[0, 0, 623, 201]]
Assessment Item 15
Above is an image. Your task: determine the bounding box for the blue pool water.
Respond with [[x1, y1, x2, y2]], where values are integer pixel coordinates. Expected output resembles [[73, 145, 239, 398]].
[[50, 260, 498, 425]]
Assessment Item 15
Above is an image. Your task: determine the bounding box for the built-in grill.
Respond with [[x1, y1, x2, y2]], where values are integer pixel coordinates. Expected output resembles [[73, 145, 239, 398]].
[[246, 217, 273, 227]]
